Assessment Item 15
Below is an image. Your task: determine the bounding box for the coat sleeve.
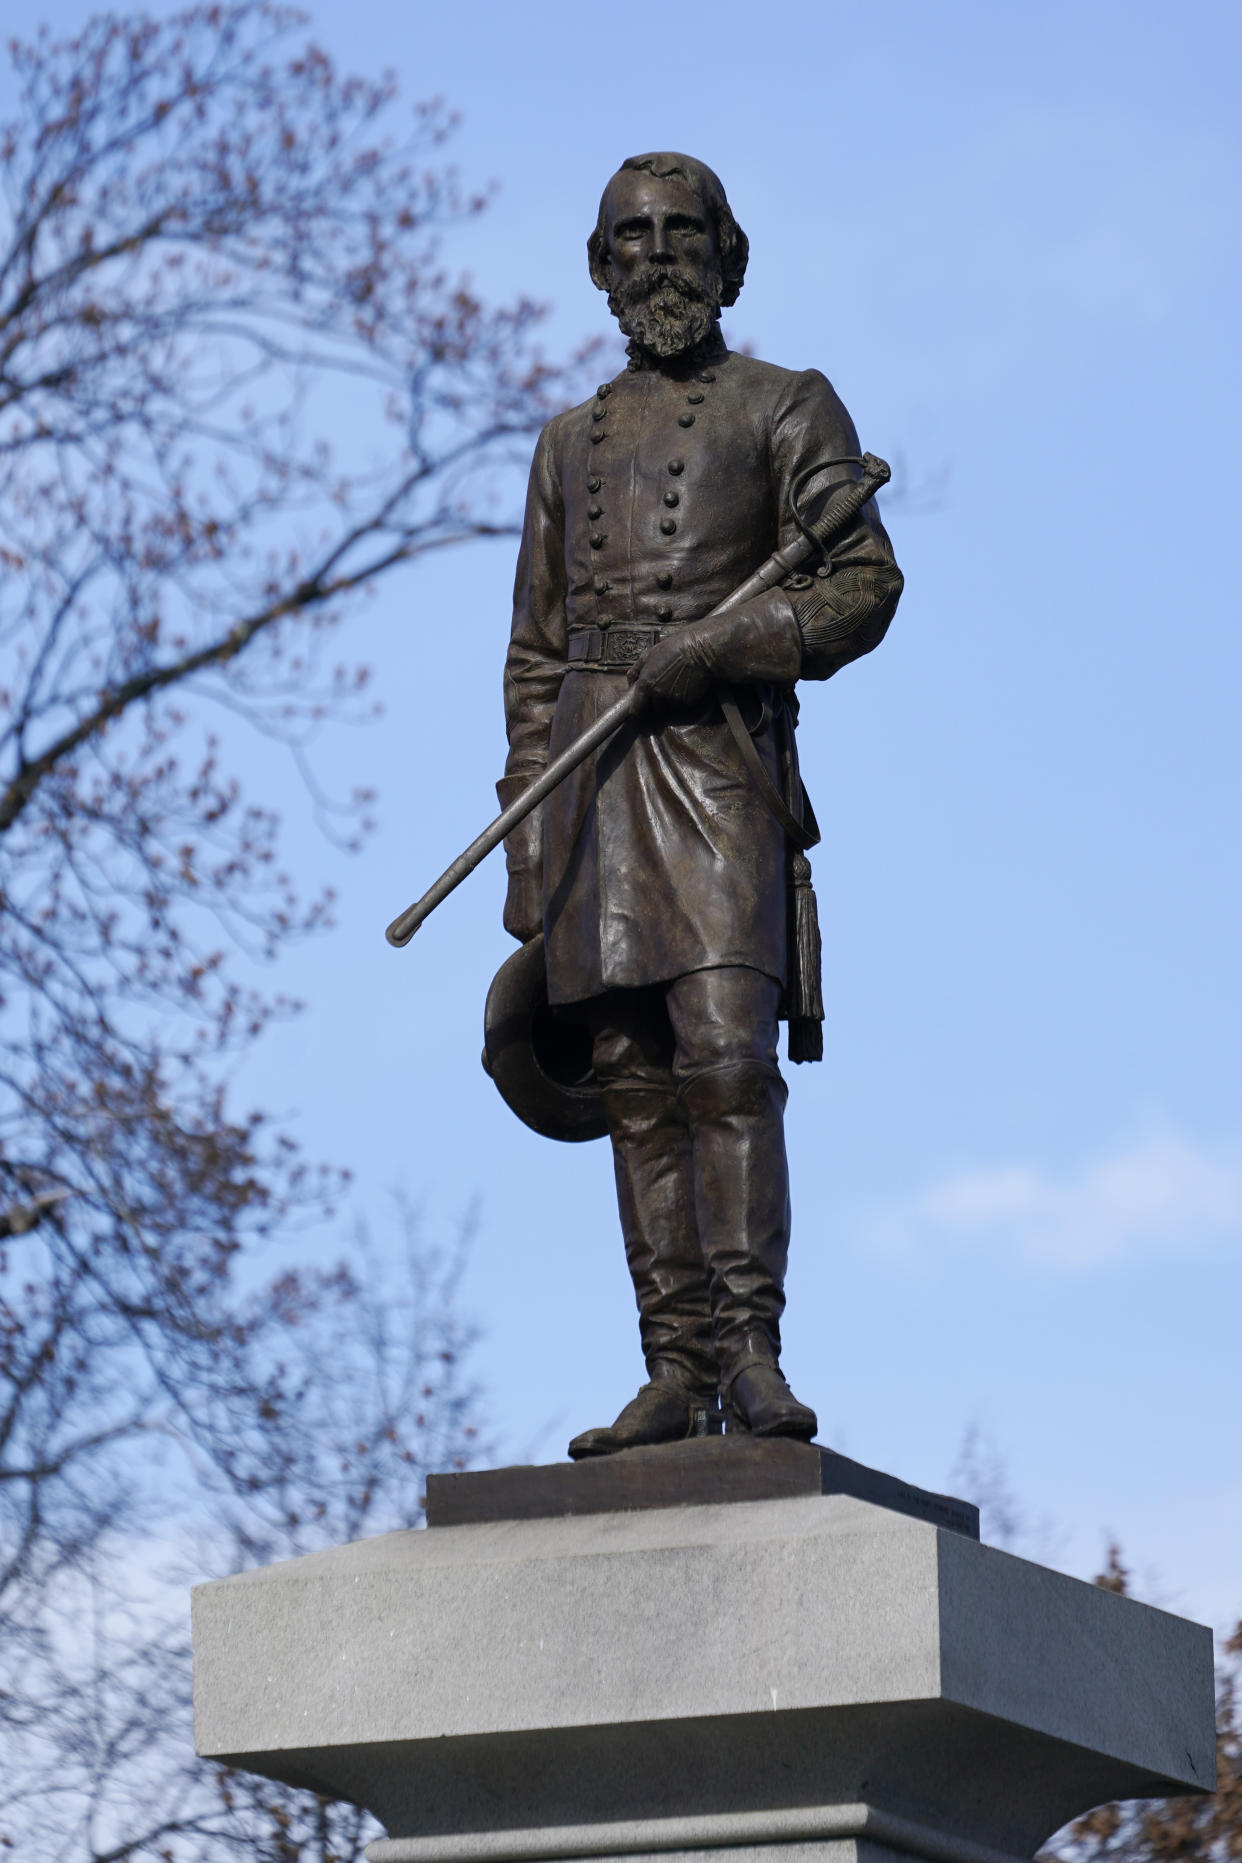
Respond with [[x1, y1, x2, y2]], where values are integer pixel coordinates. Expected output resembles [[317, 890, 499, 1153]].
[[497, 418, 568, 938], [769, 369, 904, 682]]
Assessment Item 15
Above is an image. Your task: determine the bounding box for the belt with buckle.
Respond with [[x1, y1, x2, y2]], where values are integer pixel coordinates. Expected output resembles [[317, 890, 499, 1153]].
[[567, 624, 670, 669]]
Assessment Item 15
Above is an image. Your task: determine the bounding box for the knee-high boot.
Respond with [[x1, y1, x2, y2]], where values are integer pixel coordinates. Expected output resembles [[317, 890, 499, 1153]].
[[678, 1061, 817, 1440], [677, 1060, 789, 1374], [605, 1078, 718, 1392], [567, 1077, 719, 1459]]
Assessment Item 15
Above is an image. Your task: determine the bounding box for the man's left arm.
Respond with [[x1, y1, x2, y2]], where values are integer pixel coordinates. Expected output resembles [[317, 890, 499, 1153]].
[[771, 366, 903, 682], [628, 367, 901, 713]]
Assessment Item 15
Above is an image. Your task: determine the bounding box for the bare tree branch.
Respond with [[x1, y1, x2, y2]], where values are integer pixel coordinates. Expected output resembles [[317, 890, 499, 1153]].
[[0, 8, 575, 1857]]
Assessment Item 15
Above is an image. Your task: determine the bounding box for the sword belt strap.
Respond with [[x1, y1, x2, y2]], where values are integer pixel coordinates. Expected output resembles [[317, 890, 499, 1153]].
[[718, 687, 820, 851]]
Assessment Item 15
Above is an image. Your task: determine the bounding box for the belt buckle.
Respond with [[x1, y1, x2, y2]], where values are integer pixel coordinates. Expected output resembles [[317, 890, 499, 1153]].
[[607, 628, 647, 665]]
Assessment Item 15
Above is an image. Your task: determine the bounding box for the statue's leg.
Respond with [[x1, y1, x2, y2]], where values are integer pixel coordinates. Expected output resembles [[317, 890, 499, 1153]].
[[667, 966, 818, 1442], [567, 987, 719, 1461]]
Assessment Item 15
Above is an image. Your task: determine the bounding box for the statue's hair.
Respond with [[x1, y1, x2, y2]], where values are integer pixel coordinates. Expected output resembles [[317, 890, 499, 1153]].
[[587, 152, 749, 307]]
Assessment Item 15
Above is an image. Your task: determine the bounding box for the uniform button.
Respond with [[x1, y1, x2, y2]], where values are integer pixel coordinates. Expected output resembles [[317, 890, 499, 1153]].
[[677, 412, 695, 428], [590, 430, 607, 444], [590, 532, 606, 549], [656, 604, 673, 622], [663, 491, 679, 507], [596, 382, 612, 397], [588, 503, 602, 519], [668, 460, 685, 474], [660, 517, 677, 535], [686, 392, 704, 405], [587, 476, 602, 493], [593, 578, 610, 595], [656, 571, 673, 589], [592, 405, 607, 421], [697, 370, 716, 383]]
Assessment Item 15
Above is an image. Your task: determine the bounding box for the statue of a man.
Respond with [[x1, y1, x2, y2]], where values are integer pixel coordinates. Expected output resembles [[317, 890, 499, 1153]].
[[499, 153, 902, 1458]]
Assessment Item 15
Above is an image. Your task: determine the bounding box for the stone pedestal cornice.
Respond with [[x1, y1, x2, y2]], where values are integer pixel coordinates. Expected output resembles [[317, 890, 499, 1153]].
[[192, 1487, 1216, 1863]]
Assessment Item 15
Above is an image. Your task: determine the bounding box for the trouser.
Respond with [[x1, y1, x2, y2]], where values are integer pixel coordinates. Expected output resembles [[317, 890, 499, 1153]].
[[584, 966, 790, 1393]]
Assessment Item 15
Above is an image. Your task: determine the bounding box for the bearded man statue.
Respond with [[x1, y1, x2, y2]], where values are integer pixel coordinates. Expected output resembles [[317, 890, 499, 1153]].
[[497, 153, 903, 1457]]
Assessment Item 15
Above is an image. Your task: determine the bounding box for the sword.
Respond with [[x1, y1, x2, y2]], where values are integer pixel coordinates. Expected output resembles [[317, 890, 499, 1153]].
[[385, 452, 890, 947]]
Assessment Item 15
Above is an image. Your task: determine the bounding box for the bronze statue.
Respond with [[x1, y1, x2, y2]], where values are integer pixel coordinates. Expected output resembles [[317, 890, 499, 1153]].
[[490, 153, 903, 1458], [437, 153, 902, 1459]]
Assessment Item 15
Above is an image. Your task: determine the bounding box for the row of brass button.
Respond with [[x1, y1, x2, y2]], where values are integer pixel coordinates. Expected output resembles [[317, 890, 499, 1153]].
[[584, 366, 716, 606]]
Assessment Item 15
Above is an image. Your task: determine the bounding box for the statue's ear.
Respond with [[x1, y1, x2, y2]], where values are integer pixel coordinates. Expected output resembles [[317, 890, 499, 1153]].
[[586, 227, 612, 294], [717, 216, 749, 308]]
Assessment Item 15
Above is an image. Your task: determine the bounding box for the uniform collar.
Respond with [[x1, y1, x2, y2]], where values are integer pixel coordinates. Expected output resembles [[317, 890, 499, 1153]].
[[624, 325, 728, 378]]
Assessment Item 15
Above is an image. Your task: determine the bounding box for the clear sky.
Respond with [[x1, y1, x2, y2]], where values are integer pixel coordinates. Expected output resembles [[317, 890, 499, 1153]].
[[8, 1, 1241, 1625]]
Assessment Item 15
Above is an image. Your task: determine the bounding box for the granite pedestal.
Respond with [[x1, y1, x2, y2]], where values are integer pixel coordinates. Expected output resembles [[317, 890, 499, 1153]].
[[192, 1444, 1215, 1863]]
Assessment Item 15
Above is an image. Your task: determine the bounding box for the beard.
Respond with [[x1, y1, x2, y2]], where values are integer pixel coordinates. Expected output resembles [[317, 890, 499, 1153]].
[[607, 263, 724, 359]]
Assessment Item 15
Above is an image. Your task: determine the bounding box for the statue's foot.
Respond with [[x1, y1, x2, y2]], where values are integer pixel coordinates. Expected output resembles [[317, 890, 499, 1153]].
[[568, 1377, 720, 1460], [724, 1364, 817, 1441]]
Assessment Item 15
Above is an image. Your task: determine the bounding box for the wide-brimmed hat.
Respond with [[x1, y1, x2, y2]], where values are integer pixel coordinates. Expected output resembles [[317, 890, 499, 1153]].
[[482, 935, 606, 1143]]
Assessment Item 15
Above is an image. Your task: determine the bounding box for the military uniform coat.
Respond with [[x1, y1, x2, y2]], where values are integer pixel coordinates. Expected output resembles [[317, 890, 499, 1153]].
[[502, 338, 900, 1008]]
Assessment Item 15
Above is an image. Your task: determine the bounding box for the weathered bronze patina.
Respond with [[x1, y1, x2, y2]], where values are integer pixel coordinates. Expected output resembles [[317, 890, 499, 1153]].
[[498, 153, 903, 1458]]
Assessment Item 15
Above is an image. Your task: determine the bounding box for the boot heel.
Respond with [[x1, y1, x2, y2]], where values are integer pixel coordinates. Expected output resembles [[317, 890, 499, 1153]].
[[690, 1399, 726, 1438]]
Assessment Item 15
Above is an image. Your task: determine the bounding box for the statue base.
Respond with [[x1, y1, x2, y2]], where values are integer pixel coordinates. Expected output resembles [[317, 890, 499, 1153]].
[[424, 1436, 979, 1536], [192, 1443, 1215, 1863]]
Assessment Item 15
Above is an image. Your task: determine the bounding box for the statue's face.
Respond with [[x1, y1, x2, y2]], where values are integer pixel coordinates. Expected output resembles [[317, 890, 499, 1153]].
[[600, 169, 724, 358], [603, 169, 720, 286]]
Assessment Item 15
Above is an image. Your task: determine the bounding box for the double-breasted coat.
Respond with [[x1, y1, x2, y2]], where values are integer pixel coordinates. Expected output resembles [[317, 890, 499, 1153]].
[[501, 336, 902, 1009]]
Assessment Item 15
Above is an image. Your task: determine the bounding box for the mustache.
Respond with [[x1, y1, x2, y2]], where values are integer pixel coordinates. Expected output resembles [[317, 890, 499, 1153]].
[[613, 264, 719, 306]]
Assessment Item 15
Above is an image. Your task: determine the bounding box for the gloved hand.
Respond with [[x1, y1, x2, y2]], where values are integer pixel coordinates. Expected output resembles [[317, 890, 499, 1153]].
[[627, 596, 803, 717], [496, 774, 542, 943]]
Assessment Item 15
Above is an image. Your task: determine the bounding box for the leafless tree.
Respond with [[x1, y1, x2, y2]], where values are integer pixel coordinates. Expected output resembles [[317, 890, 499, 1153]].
[[1, 1213, 489, 1860], [0, 6, 585, 1856]]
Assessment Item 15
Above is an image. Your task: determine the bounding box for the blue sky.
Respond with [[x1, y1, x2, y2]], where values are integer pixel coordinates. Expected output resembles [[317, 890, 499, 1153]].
[[7, 1, 1241, 1624]]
